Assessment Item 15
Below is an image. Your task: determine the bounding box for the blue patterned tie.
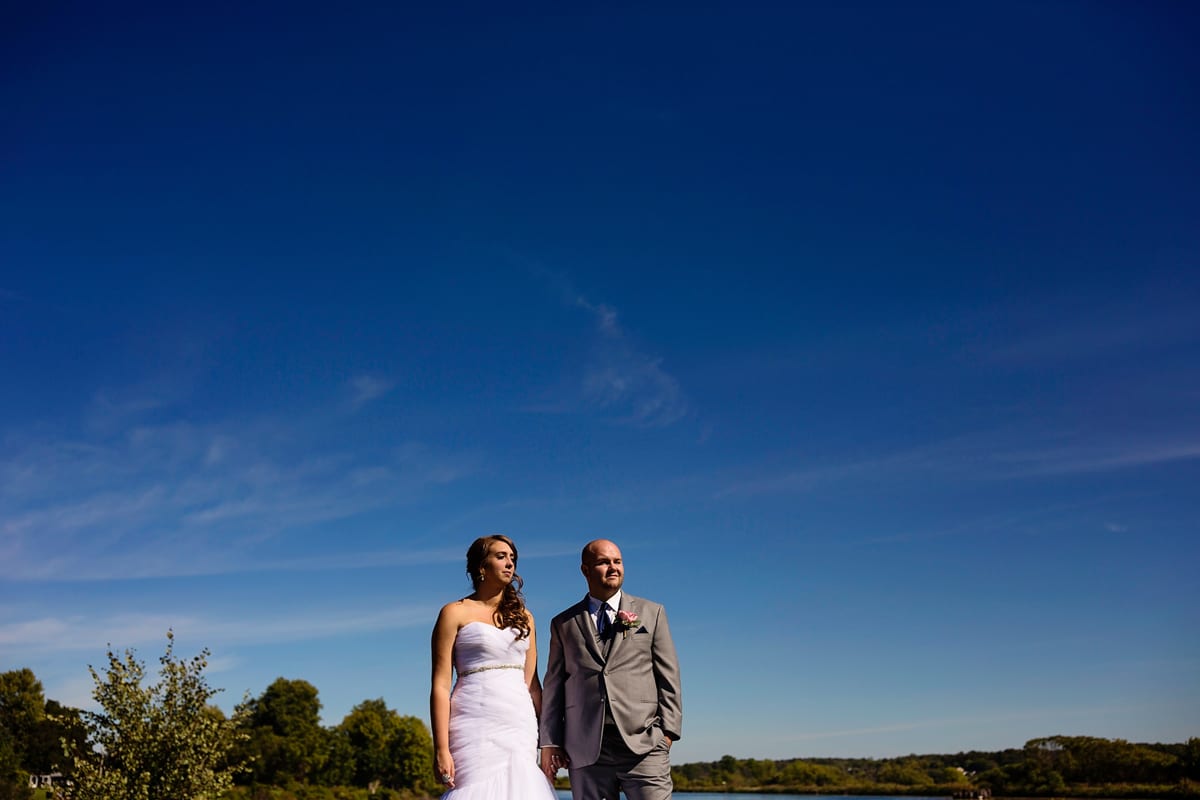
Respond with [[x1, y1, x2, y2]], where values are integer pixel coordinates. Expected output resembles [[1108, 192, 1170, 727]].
[[597, 602, 612, 639]]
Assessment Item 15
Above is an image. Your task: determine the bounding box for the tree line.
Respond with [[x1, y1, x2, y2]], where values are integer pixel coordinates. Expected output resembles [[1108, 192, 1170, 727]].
[[1, 634, 436, 800], [3, 635, 1198, 799], [674, 737, 1200, 796]]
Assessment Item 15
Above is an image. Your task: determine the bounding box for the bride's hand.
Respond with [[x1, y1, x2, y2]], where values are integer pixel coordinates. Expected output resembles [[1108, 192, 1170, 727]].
[[436, 749, 455, 788], [541, 746, 567, 779]]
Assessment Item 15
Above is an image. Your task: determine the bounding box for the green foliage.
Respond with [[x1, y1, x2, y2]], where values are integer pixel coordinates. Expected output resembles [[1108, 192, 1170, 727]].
[[234, 687, 435, 795], [337, 700, 396, 787], [64, 630, 249, 800], [330, 699, 434, 793], [0, 670, 46, 755], [1186, 738, 1200, 780], [1026, 735, 1181, 784], [0, 671, 82, 797], [878, 760, 936, 786], [673, 740, 1196, 796], [314, 729, 355, 788], [933, 765, 971, 784], [0, 728, 33, 800], [238, 679, 329, 785], [673, 754, 860, 790], [30, 701, 88, 775], [0, 669, 44, 800], [11, 661, 1200, 799], [386, 715, 434, 794], [780, 759, 849, 786]]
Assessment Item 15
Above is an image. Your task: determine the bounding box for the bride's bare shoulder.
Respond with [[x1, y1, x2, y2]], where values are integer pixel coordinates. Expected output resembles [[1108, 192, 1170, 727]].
[[436, 598, 475, 625]]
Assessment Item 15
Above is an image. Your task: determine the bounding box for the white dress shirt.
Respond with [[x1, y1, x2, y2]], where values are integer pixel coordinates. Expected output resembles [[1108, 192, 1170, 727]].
[[588, 591, 622, 633]]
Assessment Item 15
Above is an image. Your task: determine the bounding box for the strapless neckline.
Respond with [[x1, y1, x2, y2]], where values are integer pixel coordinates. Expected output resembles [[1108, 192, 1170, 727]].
[[460, 620, 516, 635]]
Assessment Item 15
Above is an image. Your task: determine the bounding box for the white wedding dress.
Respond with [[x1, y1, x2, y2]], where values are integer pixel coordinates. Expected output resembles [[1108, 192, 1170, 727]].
[[443, 621, 558, 800]]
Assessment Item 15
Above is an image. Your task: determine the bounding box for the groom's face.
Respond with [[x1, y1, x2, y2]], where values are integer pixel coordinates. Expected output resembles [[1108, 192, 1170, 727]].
[[582, 540, 624, 600]]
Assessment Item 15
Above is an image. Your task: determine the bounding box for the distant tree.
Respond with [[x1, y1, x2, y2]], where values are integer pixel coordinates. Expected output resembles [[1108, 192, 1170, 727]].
[[339, 699, 398, 787], [0, 669, 45, 800], [962, 753, 1000, 774], [878, 760, 936, 786], [673, 759, 712, 788], [64, 630, 248, 800], [389, 714, 435, 793], [974, 765, 1014, 794], [781, 759, 849, 786], [1026, 735, 1180, 785], [743, 758, 780, 785], [712, 754, 742, 787], [0, 728, 32, 800], [1184, 737, 1200, 781], [0, 669, 45, 760], [27, 700, 88, 775], [932, 765, 971, 784], [334, 699, 435, 792], [315, 727, 355, 787], [237, 677, 328, 784]]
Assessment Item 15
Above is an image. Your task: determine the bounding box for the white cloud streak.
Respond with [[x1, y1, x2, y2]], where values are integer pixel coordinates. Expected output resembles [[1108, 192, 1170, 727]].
[[347, 375, 395, 410], [0, 607, 434, 654], [991, 439, 1200, 476], [716, 428, 1200, 499], [988, 311, 1199, 365], [783, 704, 1154, 743], [0, 415, 478, 581], [572, 296, 688, 428], [515, 261, 689, 428]]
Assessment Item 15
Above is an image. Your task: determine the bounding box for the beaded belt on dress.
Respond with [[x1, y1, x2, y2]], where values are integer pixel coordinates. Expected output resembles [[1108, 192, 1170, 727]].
[[457, 663, 523, 677]]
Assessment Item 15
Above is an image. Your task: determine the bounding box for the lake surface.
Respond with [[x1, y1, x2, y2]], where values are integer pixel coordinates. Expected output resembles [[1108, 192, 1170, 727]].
[[557, 794, 950, 800]]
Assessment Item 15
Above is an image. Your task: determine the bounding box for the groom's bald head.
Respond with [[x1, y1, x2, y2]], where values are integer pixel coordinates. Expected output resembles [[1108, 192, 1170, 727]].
[[581, 539, 624, 600], [582, 538, 617, 563]]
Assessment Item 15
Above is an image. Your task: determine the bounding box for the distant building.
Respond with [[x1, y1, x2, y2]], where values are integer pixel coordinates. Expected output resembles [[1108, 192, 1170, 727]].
[[28, 773, 70, 789]]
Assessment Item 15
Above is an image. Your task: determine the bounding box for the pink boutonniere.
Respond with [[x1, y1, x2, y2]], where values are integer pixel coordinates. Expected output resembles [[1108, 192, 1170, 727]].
[[616, 610, 641, 639]]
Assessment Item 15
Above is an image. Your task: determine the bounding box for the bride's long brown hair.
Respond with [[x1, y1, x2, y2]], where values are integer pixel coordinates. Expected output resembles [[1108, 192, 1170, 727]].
[[466, 534, 531, 640]]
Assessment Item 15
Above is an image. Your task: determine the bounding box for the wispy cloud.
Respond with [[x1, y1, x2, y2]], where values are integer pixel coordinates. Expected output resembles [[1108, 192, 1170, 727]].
[[252, 543, 466, 573], [715, 453, 911, 499], [985, 303, 1199, 366], [863, 497, 1124, 545], [715, 427, 1200, 499], [533, 268, 689, 428], [0, 416, 478, 581], [784, 704, 1153, 743], [991, 438, 1200, 476], [5, 605, 436, 710], [0, 605, 434, 656], [83, 373, 201, 435], [347, 374, 395, 410]]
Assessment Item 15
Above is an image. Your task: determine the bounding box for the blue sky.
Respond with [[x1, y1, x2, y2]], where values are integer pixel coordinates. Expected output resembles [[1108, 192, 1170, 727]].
[[2, 2, 1197, 762]]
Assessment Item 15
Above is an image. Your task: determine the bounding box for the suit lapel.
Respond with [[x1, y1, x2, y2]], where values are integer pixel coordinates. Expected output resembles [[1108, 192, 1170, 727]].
[[570, 596, 606, 664], [607, 594, 635, 662]]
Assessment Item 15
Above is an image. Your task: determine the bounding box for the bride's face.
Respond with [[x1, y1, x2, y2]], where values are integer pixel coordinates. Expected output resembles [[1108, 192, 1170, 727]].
[[481, 541, 516, 586]]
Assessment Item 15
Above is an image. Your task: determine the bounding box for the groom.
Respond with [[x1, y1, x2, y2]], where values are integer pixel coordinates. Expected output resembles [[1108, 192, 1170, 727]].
[[539, 539, 683, 800]]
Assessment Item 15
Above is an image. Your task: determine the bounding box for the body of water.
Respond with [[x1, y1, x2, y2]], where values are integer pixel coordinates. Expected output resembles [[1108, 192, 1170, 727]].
[[556, 794, 950, 800]]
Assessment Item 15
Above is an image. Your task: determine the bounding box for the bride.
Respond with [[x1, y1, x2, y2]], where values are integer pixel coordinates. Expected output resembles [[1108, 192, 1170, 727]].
[[430, 534, 558, 800]]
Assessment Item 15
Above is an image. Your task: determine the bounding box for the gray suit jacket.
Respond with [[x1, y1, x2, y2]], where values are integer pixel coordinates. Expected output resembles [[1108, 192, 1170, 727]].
[[539, 592, 683, 768]]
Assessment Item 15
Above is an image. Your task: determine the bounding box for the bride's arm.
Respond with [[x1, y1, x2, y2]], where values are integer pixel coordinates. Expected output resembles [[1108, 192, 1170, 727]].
[[524, 611, 544, 717], [430, 604, 459, 787]]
